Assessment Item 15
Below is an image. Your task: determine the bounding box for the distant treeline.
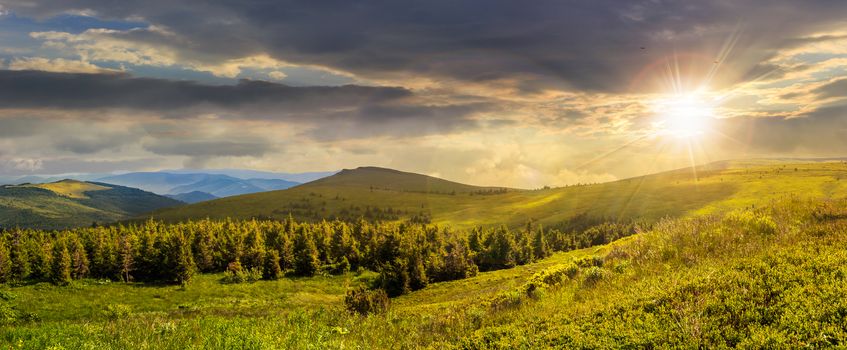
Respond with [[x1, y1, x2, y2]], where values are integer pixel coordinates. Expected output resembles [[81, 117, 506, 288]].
[[0, 214, 642, 298]]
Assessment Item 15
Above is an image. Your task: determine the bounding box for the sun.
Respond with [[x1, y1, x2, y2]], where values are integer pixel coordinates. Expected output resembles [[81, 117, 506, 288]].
[[651, 92, 716, 139]]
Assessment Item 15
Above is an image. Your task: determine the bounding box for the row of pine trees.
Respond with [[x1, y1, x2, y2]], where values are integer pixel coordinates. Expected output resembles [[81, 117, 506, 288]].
[[0, 216, 638, 296]]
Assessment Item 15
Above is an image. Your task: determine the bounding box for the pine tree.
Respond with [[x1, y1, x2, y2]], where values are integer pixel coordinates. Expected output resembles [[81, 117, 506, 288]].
[[118, 234, 135, 282], [408, 254, 428, 291], [27, 239, 52, 281], [52, 242, 72, 285], [0, 242, 12, 283], [263, 249, 283, 280], [9, 231, 30, 281], [380, 259, 410, 297], [278, 234, 295, 271], [69, 236, 89, 279], [242, 225, 266, 270], [331, 224, 359, 266], [532, 225, 550, 260], [293, 228, 320, 277], [171, 233, 196, 285]]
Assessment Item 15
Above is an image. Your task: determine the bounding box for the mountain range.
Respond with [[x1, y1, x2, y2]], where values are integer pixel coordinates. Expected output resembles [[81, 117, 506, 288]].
[[0, 169, 337, 203]]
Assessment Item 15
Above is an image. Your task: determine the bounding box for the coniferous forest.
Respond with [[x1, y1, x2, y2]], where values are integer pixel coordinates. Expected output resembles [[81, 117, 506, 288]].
[[0, 215, 639, 302]]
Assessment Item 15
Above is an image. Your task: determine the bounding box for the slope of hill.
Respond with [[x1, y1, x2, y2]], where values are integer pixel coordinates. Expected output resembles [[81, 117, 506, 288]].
[[165, 191, 218, 204], [0, 180, 183, 229], [150, 160, 847, 228], [4, 197, 846, 348], [97, 172, 300, 197], [163, 168, 336, 183]]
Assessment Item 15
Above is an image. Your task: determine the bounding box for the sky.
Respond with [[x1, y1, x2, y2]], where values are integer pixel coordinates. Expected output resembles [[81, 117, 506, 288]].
[[0, 0, 845, 188]]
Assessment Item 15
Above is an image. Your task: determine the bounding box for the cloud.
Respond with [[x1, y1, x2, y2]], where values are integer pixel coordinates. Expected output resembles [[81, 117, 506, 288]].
[[7, 57, 117, 73], [0, 70, 489, 140], [5, 0, 847, 93], [143, 140, 272, 158], [813, 78, 847, 99]]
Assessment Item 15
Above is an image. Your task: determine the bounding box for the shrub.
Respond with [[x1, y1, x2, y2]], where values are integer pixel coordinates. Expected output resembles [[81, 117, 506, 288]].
[[723, 211, 777, 236], [221, 261, 262, 283], [344, 288, 390, 315], [582, 266, 609, 286], [575, 256, 604, 268], [325, 256, 351, 275], [524, 262, 579, 294], [103, 304, 132, 319], [489, 289, 524, 310]]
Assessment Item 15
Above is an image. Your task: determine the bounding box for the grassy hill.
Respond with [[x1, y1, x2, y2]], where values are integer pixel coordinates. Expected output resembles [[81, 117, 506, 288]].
[[150, 160, 847, 228], [0, 180, 183, 229], [3, 197, 846, 348]]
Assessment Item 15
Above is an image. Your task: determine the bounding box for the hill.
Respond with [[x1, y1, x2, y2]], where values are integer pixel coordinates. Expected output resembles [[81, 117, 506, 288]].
[[0, 179, 183, 229], [97, 172, 300, 197], [149, 160, 847, 228], [165, 191, 218, 204], [3, 197, 846, 348]]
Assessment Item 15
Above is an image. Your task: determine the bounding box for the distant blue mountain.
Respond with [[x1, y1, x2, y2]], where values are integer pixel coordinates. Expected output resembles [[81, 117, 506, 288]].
[[162, 169, 336, 183], [165, 191, 218, 204], [97, 172, 302, 197]]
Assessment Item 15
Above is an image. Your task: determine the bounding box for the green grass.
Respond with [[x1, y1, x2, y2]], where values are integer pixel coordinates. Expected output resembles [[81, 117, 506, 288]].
[[5, 197, 847, 348], [3, 160, 847, 348], [151, 160, 847, 229]]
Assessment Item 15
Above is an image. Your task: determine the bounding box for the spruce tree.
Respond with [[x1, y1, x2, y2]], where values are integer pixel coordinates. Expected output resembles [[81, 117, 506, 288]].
[[9, 232, 30, 281], [408, 254, 428, 291], [532, 226, 550, 260], [69, 236, 89, 279], [242, 226, 266, 270], [278, 234, 295, 271], [52, 242, 72, 285], [293, 228, 320, 277], [118, 235, 135, 282], [170, 233, 196, 285], [0, 242, 12, 283], [263, 249, 283, 280]]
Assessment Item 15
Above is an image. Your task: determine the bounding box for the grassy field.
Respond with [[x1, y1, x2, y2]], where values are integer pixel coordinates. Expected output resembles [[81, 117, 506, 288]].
[[151, 160, 847, 229], [4, 196, 847, 348]]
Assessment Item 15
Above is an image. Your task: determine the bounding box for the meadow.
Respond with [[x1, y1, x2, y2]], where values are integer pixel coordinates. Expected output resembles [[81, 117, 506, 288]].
[[150, 161, 847, 229], [2, 195, 846, 349]]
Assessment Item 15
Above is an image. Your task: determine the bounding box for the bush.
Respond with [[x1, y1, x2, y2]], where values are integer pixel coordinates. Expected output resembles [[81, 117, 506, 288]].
[[221, 261, 262, 283], [575, 256, 604, 268], [103, 304, 132, 319], [582, 266, 609, 286], [723, 211, 777, 236], [344, 288, 390, 315], [524, 263, 579, 294], [325, 256, 351, 275], [489, 289, 524, 310]]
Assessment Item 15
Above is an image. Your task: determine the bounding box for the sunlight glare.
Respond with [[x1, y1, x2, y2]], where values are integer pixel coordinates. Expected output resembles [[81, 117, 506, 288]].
[[652, 92, 715, 139]]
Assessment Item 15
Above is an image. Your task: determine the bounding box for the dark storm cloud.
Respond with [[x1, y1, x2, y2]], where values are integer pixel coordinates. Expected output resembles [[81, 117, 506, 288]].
[[4, 0, 847, 92], [0, 70, 410, 113], [143, 140, 272, 158], [53, 135, 136, 154]]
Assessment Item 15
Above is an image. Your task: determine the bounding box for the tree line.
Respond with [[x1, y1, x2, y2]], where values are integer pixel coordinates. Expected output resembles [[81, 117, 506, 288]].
[[0, 214, 641, 297]]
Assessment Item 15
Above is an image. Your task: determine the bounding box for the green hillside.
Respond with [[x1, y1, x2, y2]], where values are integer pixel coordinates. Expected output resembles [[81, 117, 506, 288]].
[[0, 180, 183, 229], [3, 197, 846, 348], [150, 160, 847, 228]]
